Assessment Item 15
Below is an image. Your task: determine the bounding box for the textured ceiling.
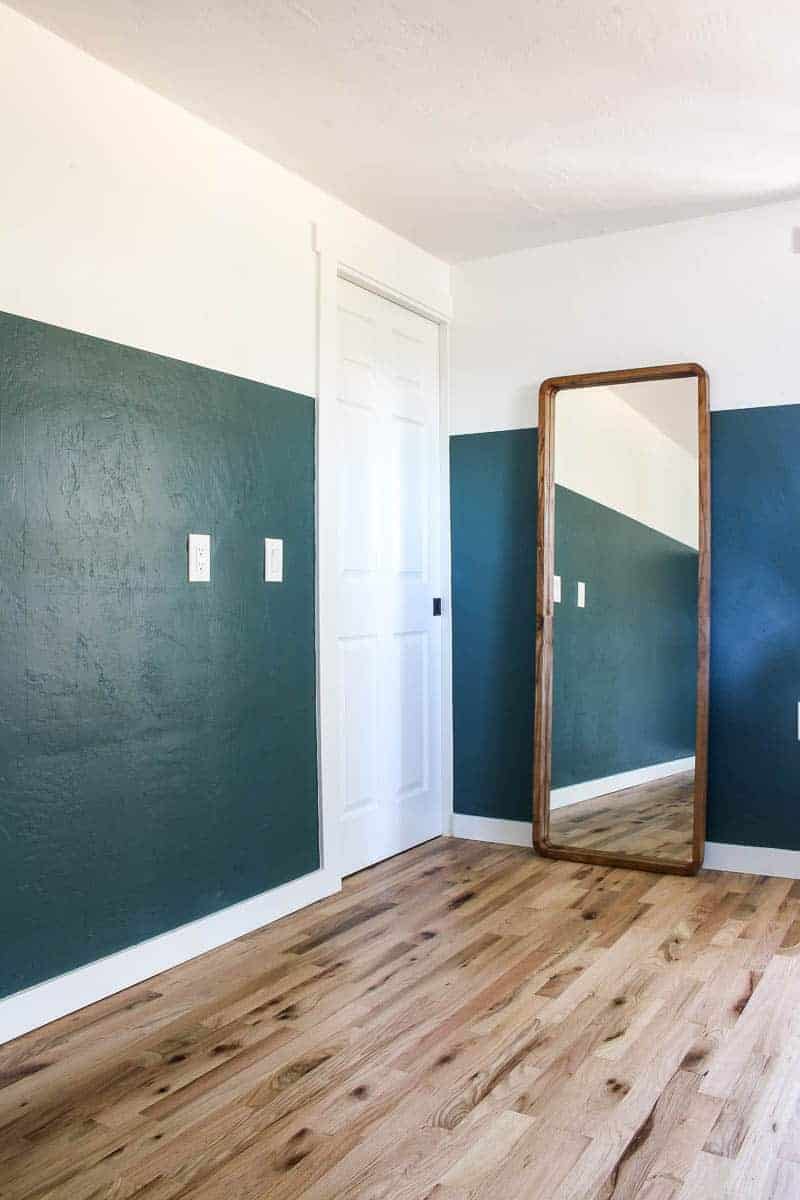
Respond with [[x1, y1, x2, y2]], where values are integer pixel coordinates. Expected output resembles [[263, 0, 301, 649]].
[[10, 0, 800, 261]]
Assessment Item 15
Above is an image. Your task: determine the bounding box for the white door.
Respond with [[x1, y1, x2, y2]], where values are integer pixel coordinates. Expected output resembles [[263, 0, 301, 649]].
[[335, 278, 442, 876]]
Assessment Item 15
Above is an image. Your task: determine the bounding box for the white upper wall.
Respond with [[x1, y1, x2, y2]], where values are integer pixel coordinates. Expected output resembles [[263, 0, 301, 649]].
[[451, 198, 800, 434], [0, 4, 450, 399], [555, 384, 699, 548]]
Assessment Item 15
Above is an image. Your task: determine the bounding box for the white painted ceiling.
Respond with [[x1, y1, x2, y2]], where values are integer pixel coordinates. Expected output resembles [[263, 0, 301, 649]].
[[612, 380, 698, 456], [10, 0, 800, 261]]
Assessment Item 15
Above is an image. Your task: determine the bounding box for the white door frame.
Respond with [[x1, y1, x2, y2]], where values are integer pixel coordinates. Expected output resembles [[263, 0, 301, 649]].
[[314, 225, 454, 887]]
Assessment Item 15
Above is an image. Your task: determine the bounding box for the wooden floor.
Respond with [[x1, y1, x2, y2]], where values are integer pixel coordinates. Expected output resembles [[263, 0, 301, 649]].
[[550, 770, 695, 864], [3, 838, 800, 1200]]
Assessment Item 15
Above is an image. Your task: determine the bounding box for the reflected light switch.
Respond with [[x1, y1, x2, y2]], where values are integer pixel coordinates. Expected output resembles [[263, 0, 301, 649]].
[[553, 574, 562, 603], [265, 538, 284, 583], [577, 580, 586, 608], [188, 534, 210, 582]]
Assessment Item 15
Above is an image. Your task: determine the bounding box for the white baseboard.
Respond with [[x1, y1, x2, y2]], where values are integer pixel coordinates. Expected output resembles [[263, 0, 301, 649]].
[[9, 832, 798, 1047], [550, 757, 695, 810], [0, 866, 340, 1047], [451, 814, 800, 882], [703, 842, 800, 879], [451, 813, 532, 847]]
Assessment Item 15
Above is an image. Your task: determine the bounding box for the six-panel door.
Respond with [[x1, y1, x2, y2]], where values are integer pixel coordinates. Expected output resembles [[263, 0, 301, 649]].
[[336, 278, 442, 875]]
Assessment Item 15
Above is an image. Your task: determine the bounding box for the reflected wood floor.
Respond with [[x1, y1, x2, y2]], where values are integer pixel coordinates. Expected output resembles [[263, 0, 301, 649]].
[[550, 770, 695, 864], [2, 837, 800, 1199]]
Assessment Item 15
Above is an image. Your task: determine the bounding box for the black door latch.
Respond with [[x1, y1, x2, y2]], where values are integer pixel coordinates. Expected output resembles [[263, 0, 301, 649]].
[[433, 598, 442, 616]]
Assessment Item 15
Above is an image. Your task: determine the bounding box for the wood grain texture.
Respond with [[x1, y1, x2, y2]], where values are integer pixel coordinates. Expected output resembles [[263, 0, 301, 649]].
[[533, 362, 710, 876], [2, 837, 799, 1199], [694, 367, 711, 871], [551, 771, 695, 862], [532, 380, 556, 856]]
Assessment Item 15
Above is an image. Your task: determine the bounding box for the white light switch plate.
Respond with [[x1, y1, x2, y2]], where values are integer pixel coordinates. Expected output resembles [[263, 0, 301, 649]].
[[264, 538, 284, 583], [553, 574, 562, 603], [577, 580, 586, 608], [188, 533, 210, 582]]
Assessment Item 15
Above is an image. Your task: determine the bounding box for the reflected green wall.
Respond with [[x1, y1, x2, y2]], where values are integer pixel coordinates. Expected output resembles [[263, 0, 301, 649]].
[[553, 485, 697, 786], [0, 311, 318, 998]]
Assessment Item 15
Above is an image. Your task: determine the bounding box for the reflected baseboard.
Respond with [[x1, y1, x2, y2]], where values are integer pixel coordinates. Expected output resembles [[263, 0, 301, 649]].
[[450, 814, 800, 881], [550, 757, 695, 811]]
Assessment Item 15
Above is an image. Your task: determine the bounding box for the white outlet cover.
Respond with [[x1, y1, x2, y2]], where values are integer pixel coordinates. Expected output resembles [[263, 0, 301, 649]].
[[264, 537, 284, 583], [188, 533, 210, 582]]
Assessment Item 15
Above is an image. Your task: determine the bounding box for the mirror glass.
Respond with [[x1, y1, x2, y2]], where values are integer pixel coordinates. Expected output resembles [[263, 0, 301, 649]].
[[548, 377, 699, 868]]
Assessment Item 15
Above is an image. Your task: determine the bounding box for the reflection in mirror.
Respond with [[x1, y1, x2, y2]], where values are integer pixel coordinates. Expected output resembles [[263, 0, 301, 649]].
[[548, 377, 699, 868]]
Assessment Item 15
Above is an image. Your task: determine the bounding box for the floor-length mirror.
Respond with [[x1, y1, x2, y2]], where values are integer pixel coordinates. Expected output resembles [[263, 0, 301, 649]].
[[534, 366, 709, 874]]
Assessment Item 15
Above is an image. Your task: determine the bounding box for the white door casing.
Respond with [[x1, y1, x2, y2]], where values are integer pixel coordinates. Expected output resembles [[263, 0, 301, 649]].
[[335, 278, 442, 875]]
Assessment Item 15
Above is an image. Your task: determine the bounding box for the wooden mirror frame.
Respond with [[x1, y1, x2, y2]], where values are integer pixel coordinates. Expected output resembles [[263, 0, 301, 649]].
[[533, 363, 710, 876]]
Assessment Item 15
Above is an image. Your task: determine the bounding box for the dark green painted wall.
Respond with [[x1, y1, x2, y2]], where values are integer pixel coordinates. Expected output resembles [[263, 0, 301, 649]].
[[553, 486, 697, 786], [0, 311, 319, 999], [708, 405, 800, 850], [450, 431, 537, 822], [451, 416, 800, 853]]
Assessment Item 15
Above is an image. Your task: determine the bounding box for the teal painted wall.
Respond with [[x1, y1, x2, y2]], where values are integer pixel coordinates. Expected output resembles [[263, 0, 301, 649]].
[[553, 486, 697, 786], [452, 417, 800, 853], [0, 312, 319, 999], [450, 431, 537, 822], [708, 405, 800, 850], [451, 429, 696, 823]]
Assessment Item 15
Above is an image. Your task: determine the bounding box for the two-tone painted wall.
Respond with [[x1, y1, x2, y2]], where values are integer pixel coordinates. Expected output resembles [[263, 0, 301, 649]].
[[5, 0, 800, 1030], [450, 199, 800, 860], [0, 7, 449, 401], [0, 312, 319, 999], [0, 3, 449, 1025]]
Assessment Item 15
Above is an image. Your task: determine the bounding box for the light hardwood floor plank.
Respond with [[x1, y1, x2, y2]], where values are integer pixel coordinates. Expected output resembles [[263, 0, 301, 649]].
[[3, 838, 800, 1199]]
